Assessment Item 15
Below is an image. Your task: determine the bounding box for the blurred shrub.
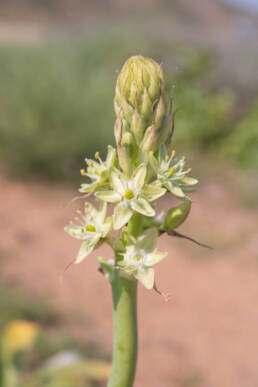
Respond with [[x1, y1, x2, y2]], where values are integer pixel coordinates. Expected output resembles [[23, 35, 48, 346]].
[[173, 85, 235, 149], [221, 100, 258, 169], [0, 34, 132, 181], [3, 30, 256, 181]]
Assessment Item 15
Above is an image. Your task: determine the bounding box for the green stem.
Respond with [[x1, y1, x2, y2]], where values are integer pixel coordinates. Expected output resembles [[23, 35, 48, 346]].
[[108, 271, 138, 387], [107, 215, 141, 387]]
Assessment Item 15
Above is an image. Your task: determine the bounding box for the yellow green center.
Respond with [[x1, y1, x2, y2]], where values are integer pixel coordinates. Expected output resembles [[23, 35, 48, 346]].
[[125, 189, 135, 200], [86, 224, 96, 232]]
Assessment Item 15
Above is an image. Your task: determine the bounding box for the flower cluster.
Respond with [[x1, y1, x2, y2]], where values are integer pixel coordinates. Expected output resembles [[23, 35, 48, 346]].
[[65, 55, 197, 290]]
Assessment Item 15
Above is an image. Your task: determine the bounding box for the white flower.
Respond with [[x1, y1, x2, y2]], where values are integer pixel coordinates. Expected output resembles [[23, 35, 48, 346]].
[[95, 163, 166, 230], [149, 146, 198, 198], [119, 229, 167, 289], [79, 145, 116, 193], [65, 202, 112, 263]]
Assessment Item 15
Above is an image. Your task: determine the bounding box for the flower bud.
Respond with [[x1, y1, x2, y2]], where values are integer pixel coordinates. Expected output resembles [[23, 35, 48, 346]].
[[164, 200, 191, 230], [114, 55, 173, 166]]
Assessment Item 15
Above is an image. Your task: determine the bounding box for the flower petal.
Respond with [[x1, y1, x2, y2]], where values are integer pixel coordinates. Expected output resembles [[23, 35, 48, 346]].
[[64, 224, 85, 240], [79, 182, 98, 193], [135, 267, 155, 290], [102, 217, 113, 236], [138, 229, 158, 252], [75, 238, 99, 264], [180, 177, 198, 186], [131, 198, 155, 217], [84, 202, 98, 218], [165, 181, 185, 199], [110, 168, 126, 193], [133, 163, 146, 188], [145, 251, 167, 266], [96, 201, 107, 223], [106, 145, 116, 165], [142, 184, 166, 202], [148, 152, 159, 173], [95, 190, 121, 203], [113, 202, 133, 230]]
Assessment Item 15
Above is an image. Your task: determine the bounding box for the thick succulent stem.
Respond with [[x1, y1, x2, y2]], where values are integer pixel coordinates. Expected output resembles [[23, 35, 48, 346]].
[[108, 270, 138, 387]]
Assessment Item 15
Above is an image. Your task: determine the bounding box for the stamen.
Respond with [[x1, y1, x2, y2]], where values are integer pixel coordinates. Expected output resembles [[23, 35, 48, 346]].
[[171, 150, 176, 158], [188, 168, 192, 174], [181, 174, 185, 180], [95, 152, 100, 159], [165, 155, 169, 162], [80, 169, 86, 176]]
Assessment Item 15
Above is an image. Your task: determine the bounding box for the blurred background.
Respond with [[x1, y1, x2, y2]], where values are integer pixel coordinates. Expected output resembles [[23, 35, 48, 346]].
[[0, 1, 258, 386]]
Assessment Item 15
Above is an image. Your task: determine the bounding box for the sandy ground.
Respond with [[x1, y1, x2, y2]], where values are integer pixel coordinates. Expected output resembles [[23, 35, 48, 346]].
[[1, 172, 258, 387]]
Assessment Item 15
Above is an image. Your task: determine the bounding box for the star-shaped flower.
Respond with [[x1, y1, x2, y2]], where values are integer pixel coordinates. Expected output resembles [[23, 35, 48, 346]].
[[79, 145, 116, 193], [119, 229, 167, 289], [149, 146, 198, 198], [65, 202, 112, 263], [95, 163, 166, 229]]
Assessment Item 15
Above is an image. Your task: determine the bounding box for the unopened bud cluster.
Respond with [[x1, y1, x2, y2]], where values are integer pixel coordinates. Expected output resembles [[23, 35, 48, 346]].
[[114, 56, 173, 174]]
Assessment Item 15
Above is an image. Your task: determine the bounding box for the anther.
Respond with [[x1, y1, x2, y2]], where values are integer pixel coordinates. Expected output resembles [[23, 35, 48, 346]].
[[171, 150, 176, 158], [188, 168, 192, 174], [95, 152, 100, 159], [80, 169, 86, 176], [165, 155, 169, 162]]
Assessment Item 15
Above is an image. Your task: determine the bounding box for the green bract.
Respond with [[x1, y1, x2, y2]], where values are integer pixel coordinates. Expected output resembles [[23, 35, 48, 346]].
[[65, 202, 112, 263], [119, 229, 167, 289]]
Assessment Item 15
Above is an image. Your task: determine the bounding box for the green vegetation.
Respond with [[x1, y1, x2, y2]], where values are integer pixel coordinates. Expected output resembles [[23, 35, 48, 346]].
[[0, 31, 257, 181], [222, 99, 258, 169]]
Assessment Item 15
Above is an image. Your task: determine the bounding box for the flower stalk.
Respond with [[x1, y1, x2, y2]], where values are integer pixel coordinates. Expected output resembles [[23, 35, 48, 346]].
[[65, 55, 198, 387], [108, 266, 138, 387]]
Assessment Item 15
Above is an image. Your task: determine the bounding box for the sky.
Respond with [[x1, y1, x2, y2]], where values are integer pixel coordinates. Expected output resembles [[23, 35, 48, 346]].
[[222, 0, 258, 11]]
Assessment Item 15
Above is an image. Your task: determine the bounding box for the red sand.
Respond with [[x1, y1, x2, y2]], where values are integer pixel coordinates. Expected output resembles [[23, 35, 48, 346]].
[[1, 173, 258, 387]]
